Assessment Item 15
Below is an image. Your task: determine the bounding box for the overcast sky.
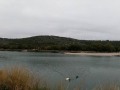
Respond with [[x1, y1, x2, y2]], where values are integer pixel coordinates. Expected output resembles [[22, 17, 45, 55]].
[[0, 0, 120, 40]]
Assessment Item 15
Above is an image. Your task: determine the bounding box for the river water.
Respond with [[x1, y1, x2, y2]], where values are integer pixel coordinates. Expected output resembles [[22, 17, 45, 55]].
[[0, 51, 120, 89]]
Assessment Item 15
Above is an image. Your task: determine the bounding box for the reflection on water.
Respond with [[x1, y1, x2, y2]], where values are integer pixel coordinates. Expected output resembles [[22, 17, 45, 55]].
[[0, 51, 120, 89]]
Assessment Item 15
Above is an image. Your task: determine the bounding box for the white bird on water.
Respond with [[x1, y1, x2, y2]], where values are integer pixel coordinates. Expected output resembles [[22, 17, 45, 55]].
[[66, 78, 71, 82], [65, 76, 79, 82]]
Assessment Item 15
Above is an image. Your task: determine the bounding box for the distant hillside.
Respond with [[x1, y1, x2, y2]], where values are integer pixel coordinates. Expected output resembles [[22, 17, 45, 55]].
[[0, 35, 120, 52]]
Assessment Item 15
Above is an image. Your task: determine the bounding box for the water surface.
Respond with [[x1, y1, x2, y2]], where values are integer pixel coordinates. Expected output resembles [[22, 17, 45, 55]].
[[0, 51, 120, 89]]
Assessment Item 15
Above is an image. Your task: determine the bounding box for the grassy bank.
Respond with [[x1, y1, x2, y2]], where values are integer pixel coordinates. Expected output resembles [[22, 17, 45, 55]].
[[0, 67, 49, 90], [0, 67, 119, 90]]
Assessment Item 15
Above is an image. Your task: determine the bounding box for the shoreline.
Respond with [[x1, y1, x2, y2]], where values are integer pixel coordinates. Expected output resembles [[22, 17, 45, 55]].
[[1, 49, 120, 56], [64, 52, 120, 56]]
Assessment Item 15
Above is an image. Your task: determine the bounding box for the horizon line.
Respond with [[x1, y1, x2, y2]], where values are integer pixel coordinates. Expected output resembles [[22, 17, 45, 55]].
[[0, 35, 120, 41]]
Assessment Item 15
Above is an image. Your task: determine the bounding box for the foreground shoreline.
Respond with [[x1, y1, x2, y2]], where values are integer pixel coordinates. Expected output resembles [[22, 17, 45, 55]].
[[64, 52, 120, 56], [0, 66, 119, 90]]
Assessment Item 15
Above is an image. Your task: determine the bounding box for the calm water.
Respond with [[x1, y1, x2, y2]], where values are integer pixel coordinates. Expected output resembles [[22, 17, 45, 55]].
[[0, 51, 120, 89]]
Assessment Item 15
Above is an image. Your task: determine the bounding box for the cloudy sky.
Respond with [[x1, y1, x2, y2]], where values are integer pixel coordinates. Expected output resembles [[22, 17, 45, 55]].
[[0, 0, 120, 40]]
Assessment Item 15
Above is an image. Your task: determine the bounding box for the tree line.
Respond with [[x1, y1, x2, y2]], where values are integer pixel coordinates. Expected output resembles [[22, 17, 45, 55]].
[[0, 36, 120, 52]]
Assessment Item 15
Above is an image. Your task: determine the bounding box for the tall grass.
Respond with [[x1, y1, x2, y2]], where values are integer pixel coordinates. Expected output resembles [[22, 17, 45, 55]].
[[0, 67, 49, 90], [94, 83, 120, 90], [0, 67, 120, 90]]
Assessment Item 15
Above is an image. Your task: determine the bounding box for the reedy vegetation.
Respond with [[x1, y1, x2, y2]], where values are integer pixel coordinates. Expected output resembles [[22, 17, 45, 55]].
[[0, 67, 49, 90], [0, 67, 119, 90]]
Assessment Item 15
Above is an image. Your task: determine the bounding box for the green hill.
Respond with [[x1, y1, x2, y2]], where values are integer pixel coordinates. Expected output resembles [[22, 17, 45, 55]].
[[0, 35, 120, 52]]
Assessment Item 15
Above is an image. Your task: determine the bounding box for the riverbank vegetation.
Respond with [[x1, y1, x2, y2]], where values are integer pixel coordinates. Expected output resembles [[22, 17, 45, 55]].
[[0, 67, 49, 90], [0, 67, 120, 90], [0, 35, 120, 52]]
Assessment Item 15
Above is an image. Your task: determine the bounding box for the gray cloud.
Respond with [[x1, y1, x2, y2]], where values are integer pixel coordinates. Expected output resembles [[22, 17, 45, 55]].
[[0, 0, 120, 40]]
